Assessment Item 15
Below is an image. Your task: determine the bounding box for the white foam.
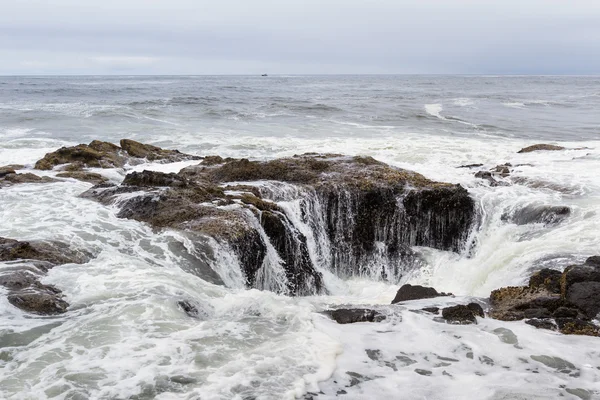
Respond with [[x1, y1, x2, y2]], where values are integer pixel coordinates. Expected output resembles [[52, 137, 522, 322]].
[[424, 103, 446, 120]]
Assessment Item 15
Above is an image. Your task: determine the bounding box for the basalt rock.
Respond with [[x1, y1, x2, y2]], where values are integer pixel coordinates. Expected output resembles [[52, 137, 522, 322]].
[[441, 303, 483, 324], [517, 144, 566, 153], [0, 171, 58, 188], [391, 284, 450, 304], [82, 154, 476, 296], [326, 308, 386, 324], [0, 237, 90, 315], [34, 139, 199, 170], [490, 258, 600, 335]]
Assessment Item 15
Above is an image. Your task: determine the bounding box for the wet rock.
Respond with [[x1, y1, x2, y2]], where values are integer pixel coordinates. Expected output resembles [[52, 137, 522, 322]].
[[457, 163, 483, 169], [474, 170, 499, 186], [441, 304, 481, 324], [561, 262, 600, 296], [0, 166, 16, 177], [530, 355, 577, 375], [492, 163, 511, 177], [525, 318, 557, 331], [0, 171, 58, 187], [552, 307, 579, 319], [0, 237, 90, 315], [422, 307, 440, 314], [391, 284, 447, 304], [56, 171, 108, 185], [35, 139, 199, 170], [504, 205, 570, 225], [414, 369, 432, 376], [326, 308, 386, 324], [7, 291, 69, 315], [177, 300, 200, 318], [565, 282, 600, 319], [83, 154, 476, 295], [489, 285, 563, 321], [122, 170, 189, 188], [555, 318, 600, 336], [518, 144, 566, 153], [529, 269, 562, 293], [119, 139, 201, 162]]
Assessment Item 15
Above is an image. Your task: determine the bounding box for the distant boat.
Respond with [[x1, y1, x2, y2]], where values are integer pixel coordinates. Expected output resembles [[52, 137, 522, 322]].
[[261, 74, 268, 77]]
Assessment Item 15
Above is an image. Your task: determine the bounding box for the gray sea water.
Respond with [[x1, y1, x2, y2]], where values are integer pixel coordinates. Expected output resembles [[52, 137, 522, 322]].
[[1, 75, 600, 400]]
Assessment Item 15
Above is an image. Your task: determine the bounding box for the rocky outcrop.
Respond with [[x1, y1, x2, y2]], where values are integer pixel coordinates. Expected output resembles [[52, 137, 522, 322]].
[[441, 303, 484, 324], [82, 154, 476, 296], [0, 167, 58, 188], [34, 139, 200, 171], [325, 308, 386, 324], [0, 237, 90, 315], [489, 258, 600, 336], [517, 144, 565, 153], [391, 284, 451, 304]]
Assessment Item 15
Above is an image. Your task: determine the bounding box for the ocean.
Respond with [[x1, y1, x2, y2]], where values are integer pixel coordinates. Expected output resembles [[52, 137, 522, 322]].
[[1, 75, 600, 399]]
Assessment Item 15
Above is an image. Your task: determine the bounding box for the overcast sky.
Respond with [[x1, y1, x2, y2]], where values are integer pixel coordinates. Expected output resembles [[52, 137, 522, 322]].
[[1, 0, 599, 75]]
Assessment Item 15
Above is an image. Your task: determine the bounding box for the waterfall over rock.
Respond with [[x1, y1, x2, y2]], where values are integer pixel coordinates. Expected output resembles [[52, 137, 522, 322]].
[[82, 154, 476, 295]]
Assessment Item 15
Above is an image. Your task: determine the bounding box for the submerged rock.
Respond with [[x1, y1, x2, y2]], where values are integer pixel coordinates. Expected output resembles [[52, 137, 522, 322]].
[[391, 284, 450, 304], [517, 144, 566, 153], [326, 308, 386, 324], [34, 139, 199, 171], [0, 237, 90, 315], [82, 154, 476, 296], [503, 205, 570, 225]]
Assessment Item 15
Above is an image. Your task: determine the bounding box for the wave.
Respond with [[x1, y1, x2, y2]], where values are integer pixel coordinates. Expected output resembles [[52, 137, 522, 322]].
[[424, 104, 446, 120]]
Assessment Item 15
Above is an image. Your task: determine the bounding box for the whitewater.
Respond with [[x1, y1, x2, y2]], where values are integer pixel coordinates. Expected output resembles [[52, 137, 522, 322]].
[[1, 75, 600, 400]]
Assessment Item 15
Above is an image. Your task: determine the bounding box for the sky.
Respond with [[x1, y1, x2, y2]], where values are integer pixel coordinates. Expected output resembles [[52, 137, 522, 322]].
[[1, 0, 599, 75]]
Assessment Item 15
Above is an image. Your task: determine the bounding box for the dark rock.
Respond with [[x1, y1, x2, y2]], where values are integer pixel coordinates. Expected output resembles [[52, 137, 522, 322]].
[[492, 164, 511, 177], [122, 170, 188, 188], [565, 282, 600, 319], [555, 318, 600, 336], [441, 304, 479, 324], [7, 291, 69, 315], [326, 308, 386, 324], [177, 300, 199, 318], [391, 284, 443, 304], [0, 166, 16, 178], [457, 163, 484, 169], [525, 319, 557, 331], [0, 237, 90, 315], [0, 271, 38, 290], [0, 237, 89, 265], [34, 139, 199, 171], [474, 170, 497, 186], [467, 302, 485, 318], [489, 286, 562, 321], [561, 262, 600, 297], [504, 205, 570, 225], [422, 307, 440, 314], [529, 269, 562, 293], [552, 307, 580, 318], [119, 139, 200, 162], [0, 172, 58, 187], [82, 154, 476, 295], [518, 144, 566, 153], [585, 256, 600, 266], [56, 171, 108, 185]]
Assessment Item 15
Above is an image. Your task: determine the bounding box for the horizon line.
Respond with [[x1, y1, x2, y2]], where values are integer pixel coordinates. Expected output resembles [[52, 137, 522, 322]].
[[1, 73, 600, 78]]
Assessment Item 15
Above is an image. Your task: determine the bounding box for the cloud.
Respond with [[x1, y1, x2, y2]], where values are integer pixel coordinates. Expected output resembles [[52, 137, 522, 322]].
[[0, 0, 599, 74]]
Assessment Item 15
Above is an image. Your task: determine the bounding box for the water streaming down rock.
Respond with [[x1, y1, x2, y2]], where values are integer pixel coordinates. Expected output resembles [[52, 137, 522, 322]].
[[82, 154, 477, 295]]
